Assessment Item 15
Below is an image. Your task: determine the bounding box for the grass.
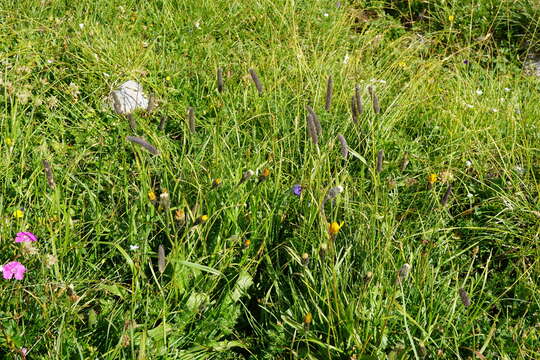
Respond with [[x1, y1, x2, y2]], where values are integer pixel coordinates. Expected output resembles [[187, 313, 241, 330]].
[[0, 0, 539, 359]]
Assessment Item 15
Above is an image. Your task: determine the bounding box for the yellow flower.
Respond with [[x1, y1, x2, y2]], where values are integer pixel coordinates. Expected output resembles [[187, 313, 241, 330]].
[[329, 221, 344, 236], [448, 15, 455, 22], [13, 209, 24, 218], [398, 61, 406, 68], [194, 215, 209, 225], [243, 238, 251, 248], [148, 191, 157, 201], [165, 76, 171, 81], [212, 178, 222, 188], [427, 173, 438, 184], [303, 312, 312, 325], [5, 138, 13, 147]]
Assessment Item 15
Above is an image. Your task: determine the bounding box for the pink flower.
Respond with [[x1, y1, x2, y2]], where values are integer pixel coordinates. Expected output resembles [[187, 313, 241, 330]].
[[2, 261, 27, 280], [15, 232, 37, 243]]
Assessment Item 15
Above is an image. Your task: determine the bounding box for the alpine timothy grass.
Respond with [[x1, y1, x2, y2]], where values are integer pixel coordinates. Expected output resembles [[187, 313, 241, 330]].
[[248, 68, 263, 95], [127, 113, 137, 131], [146, 94, 157, 114], [187, 107, 195, 133], [337, 134, 348, 159], [324, 186, 343, 206], [355, 85, 363, 114], [459, 288, 471, 307], [239, 169, 255, 184], [158, 244, 166, 274], [306, 112, 319, 146], [325, 75, 333, 111], [126, 136, 159, 155], [368, 85, 381, 114], [42, 160, 55, 189], [158, 115, 167, 131], [217, 67, 223, 93], [306, 105, 322, 136], [396, 263, 411, 284], [351, 95, 358, 123], [377, 150, 384, 173], [441, 183, 453, 206]]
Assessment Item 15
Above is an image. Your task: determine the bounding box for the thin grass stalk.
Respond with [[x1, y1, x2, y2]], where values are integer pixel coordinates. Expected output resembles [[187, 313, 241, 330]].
[[248, 68, 263, 95], [188, 107, 195, 133], [42, 160, 55, 189], [126, 136, 159, 155], [325, 75, 333, 111], [217, 67, 223, 93]]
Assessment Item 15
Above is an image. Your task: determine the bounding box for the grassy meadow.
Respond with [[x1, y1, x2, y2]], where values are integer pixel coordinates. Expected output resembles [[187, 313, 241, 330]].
[[0, 0, 539, 358]]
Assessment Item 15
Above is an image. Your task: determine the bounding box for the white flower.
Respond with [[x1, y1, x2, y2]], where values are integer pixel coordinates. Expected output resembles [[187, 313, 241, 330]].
[[491, 108, 498, 113], [467, 193, 474, 199], [129, 245, 139, 251], [343, 54, 350, 64], [475, 89, 483, 95], [323, 13, 329, 17], [465, 103, 474, 109], [514, 166, 525, 175], [465, 160, 472, 168], [79, 23, 85, 29], [194, 21, 200, 29], [499, 97, 505, 102], [504, 87, 511, 92], [47, 59, 54, 64]]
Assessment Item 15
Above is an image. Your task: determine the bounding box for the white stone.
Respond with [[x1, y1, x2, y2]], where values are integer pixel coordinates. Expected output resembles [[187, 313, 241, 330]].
[[110, 80, 149, 114]]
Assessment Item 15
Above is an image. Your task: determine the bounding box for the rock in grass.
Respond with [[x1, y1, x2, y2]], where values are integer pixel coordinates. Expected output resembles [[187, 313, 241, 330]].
[[111, 80, 149, 114]]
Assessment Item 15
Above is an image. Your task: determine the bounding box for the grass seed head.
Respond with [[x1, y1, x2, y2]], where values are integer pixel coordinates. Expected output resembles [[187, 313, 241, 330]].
[[42, 160, 56, 189], [159, 190, 170, 210], [377, 150, 384, 173], [337, 134, 348, 160], [158, 244, 166, 274], [187, 107, 195, 133], [397, 263, 411, 284], [217, 67, 224, 93], [325, 75, 333, 111], [459, 288, 471, 307], [248, 68, 263, 95]]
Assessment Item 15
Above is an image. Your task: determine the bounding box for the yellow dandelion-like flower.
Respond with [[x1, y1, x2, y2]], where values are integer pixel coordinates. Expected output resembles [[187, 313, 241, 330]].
[[13, 209, 24, 218], [329, 221, 344, 236], [5, 137, 13, 147], [243, 238, 251, 248], [448, 15, 455, 22], [398, 61, 406, 68], [175, 209, 186, 222], [165, 76, 171, 81], [303, 312, 312, 325], [427, 173, 438, 184], [194, 215, 209, 225], [212, 178, 222, 188], [148, 191, 157, 201]]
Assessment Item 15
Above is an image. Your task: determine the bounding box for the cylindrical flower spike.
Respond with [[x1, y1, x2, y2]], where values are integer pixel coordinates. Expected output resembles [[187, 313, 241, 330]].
[[337, 134, 348, 160], [248, 68, 263, 95]]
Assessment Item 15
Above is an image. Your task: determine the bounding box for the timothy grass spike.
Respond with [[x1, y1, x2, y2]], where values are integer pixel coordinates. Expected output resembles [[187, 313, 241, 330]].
[[351, 95, 358, 123], [325, 75, 333, 111], [188, 107, 195, 133], [158, 245, 166, 274], [355, 85, 363, 114], [306, 105, 322, 136], [441, 183, 453, 206], [377, 150, 384, 173], [248, 68, 263, 95], [337, 134, 348, 160], [42, 160, 55, 189], [306, 113, 319, 145], [217, 67, 224, 93], [126, 136, 159, 155]]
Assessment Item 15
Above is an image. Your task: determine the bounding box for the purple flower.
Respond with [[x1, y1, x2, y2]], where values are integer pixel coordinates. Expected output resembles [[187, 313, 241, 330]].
[[15, 232, 37, 243], [292, 184, 302, 196], [2, 261, 27, 280], [463, 60, 469, 65]]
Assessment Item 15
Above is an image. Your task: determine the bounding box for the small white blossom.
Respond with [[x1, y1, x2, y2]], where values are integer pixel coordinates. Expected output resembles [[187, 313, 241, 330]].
[[465, 103, 474, 109], [343, 54, 350, 64], [323, 13, 329, 17], [475, 89, 483, 95], [499, 97, 505, 102], [491, 108, 498, 113], [467, 193, 474, 198], [47, 59, 54, 64], [79, 23, 85, 29], [514, 166, 525, 175], [465, 160, 472, 168], [129, 245, 139, 251], [504, 87, 511, 92], [194, 21, 200, 29]]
